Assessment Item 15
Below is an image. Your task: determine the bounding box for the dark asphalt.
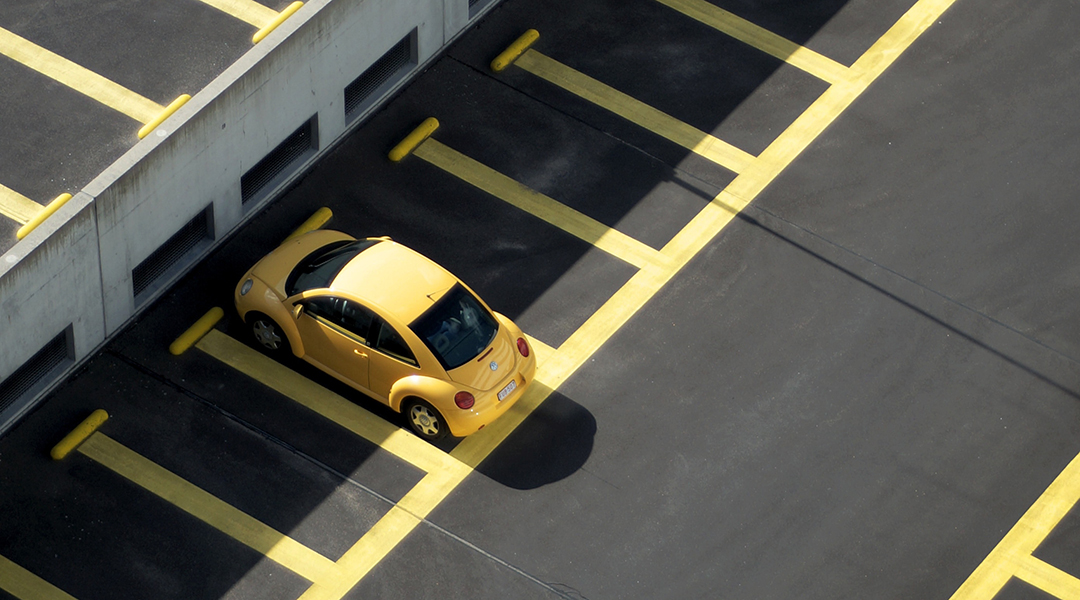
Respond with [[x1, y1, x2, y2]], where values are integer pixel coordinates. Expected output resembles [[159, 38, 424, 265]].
[[4, 0, 1080, 599]]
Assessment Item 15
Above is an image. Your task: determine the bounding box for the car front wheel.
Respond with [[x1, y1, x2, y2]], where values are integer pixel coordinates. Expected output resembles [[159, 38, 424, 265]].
[[405, 399, 448, 441], [249, 313, 289, 354]]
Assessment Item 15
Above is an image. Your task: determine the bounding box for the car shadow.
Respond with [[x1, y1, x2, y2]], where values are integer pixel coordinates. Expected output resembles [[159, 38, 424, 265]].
[[473, 390, 596, 490]]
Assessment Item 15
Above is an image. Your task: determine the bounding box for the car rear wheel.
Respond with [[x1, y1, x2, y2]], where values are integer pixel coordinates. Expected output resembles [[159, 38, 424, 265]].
[[249, 313, 289, 354], [405, 399, 447, 441]]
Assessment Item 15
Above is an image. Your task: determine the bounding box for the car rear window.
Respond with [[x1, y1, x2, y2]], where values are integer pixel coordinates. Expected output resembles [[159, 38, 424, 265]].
[[286, 239, 378, 296], [410, 284, 498, 370]]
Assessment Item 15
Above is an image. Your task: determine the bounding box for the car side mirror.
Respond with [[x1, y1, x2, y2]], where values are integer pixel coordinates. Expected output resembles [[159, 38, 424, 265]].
[[292, 303, 305, 320]]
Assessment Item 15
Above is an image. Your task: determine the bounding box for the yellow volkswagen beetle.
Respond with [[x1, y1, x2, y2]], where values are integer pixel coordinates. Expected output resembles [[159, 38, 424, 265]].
[[234, 229, 536, 441]]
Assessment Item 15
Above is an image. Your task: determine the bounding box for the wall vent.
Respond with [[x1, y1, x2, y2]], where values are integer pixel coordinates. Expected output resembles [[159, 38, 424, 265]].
[[132, 206, 212, 300], [241, 117, 318, 205], [0, 327, 72, 416], [344, 31, 416, 120]]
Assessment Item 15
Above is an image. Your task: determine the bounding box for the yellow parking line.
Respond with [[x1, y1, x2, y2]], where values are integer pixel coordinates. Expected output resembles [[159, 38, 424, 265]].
[[413, 139, 666, 270], [192, 0, 278, 27], [514, 49, 756, 174], [950, 449, 1080, 599], [78, 433, 338, 583], [524, 334, 556, 368], [194, 329, 456, 474], [298, 466, 470, 600], [0, 27, 162, 123], [0, 554, 77, 600], [652, 0, 850, 85], [0, 183, 44, 225], [1014, 555, 1080, 599]]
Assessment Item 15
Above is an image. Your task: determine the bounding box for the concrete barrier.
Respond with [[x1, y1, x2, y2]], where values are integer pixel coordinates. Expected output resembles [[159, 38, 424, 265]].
[[0, 0, 502, 433]]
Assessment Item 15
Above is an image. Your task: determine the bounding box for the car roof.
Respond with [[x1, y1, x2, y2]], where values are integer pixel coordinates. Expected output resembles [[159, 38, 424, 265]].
[[330, 239, 459, 324]]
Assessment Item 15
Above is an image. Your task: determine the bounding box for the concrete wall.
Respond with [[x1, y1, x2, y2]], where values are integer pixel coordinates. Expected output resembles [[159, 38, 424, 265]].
[[0, 0, 500, 432]]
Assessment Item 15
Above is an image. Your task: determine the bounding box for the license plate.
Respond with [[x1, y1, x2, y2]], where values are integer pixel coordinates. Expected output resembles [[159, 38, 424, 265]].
[[497, 379, 517, 401]]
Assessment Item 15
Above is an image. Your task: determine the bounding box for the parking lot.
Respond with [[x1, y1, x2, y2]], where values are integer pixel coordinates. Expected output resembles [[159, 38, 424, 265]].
[[6, 0, 1080, 598]]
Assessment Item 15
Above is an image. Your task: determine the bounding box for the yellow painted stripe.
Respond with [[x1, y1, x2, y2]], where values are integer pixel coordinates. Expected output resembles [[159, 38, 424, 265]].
[[653, 0, 850, 85], [0, 183, 44, 225], [297, 467, 470, 600], [0, 27, 162, 123], [413, 139, 665, 270], [193, 0, 277, 27], [515, 50, 755, 174], [524, 334, 556, 368], [1014, 554, 1080, 599], [0, 555, 77, 600], [950, 449, 1080, 599], [194, 329, 456, 474], [78, 433, 337, 583]]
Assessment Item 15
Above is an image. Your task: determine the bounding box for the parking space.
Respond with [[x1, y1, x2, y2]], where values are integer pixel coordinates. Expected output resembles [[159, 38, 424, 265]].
[[0, 0, 298, 248], [7, 0, 1080, 598]]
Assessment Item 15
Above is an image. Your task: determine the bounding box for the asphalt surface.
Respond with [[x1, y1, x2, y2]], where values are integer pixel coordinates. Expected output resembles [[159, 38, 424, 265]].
[[0, 0, 290, 248], [5, 0, 1080, 599]]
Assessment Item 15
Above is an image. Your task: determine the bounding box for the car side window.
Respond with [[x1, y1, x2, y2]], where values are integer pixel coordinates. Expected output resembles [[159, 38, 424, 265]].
[[374, 319, 417, 366], [339, 300, 375, 342], [304, 297, 340, 321], [303, 297, 374, 344]]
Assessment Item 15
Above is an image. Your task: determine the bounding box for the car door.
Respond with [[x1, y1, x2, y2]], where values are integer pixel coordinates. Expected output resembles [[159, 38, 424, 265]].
[[367, 316, 423, 402], [294, 295, 374, 391]]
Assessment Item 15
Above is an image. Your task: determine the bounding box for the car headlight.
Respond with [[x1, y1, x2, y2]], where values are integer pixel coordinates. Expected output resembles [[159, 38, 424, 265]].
[[240, 278, 253, 296]]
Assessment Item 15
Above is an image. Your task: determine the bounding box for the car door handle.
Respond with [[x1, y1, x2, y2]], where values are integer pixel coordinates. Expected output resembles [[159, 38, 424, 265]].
[[354, 349, 367, 358]]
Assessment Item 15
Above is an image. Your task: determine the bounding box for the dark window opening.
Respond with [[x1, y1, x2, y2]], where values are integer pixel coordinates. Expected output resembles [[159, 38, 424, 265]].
[[344, 31, 417, 120], [0, 327, 72, 416], [241, 117, 318, 205], [132, 206, 212, 300]]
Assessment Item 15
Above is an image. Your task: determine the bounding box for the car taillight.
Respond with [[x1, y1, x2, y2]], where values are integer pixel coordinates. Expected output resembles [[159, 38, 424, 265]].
[[454, 391, 475, 409], [516, 337, 530, 357]]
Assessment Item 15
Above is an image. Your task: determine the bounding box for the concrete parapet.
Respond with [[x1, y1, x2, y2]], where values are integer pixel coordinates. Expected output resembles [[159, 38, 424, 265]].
[[0, 0, 501, 433]]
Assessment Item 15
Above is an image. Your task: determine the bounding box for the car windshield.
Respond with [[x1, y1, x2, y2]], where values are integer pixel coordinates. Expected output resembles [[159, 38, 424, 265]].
[[285, 239, 378, 296], [410, 284, 499, 370]]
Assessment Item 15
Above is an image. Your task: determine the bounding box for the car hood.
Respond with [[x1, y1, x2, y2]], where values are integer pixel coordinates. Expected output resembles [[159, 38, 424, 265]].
[[445, 324, 518, 391]]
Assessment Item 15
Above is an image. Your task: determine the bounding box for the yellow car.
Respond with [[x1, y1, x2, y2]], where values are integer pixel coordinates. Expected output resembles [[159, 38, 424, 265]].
[[234, 229, 536, 441]]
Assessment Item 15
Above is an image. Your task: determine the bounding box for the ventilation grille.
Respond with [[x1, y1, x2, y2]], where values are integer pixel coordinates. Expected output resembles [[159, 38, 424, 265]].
[[345, 33, 414, 118], [241, 119, 316, 204], [0, 329, 69, 414], [132, 208, 210, 298]]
